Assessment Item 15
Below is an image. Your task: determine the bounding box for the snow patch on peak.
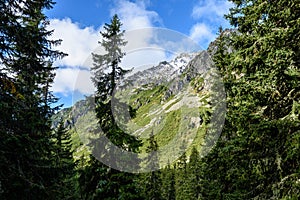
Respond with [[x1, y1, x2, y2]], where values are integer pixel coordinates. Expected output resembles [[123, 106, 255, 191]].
[[122, 51, 202, 88], [169, 52, 198, 73]]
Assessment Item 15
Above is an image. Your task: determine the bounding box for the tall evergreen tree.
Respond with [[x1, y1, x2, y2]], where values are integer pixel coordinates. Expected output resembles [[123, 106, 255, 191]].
[[201, 0, 300, 199], [186, 147, 201, 200], [161, 163, 175, 200], [51, 120, 77, 199], [174, 149, 189, 200], [0, 0, 66, 199], [85, 14, 142, 199], [141, 131, 162, 200]]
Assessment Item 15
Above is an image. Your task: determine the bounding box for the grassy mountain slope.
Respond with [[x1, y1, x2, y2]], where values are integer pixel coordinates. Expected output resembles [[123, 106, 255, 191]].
[[53, 50, 217, 165]]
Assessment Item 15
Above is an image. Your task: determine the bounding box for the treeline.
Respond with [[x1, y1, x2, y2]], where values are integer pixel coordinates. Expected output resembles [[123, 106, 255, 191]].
[[1, 0, 299, 199], [78, 145, 202, 200]]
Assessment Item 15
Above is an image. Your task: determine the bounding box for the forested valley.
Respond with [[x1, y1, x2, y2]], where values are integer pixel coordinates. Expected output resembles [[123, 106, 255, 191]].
[[0, 0, 299, 199]]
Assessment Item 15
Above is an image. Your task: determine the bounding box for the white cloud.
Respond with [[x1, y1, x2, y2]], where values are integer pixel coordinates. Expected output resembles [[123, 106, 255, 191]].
[[111, 0, 168, 73], [49, 0, 231, 96], [122, 48, 167, 68], [189, 23, 215, 48], [50, 1, 166, 96], [189, 0, 233, 48], [192, 0, 233, 22], [48, 18, 100, 68], [48, 18, 100, 95], [111, 0, 161, 30], [52, 68, 94, 96]]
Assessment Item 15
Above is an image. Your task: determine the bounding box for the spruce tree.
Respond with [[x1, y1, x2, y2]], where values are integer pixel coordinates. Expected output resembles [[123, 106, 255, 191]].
[[161, 164, 175, 200], [0, 0, 66, 199], [174, 150, 189, 200], [86, 14, 142, 199], [201, 0, 300, 198], [142, 131, 162, 200], [200, 28, 237, 199], [186, 147, 201, 200], [51, 120, 77, 199]]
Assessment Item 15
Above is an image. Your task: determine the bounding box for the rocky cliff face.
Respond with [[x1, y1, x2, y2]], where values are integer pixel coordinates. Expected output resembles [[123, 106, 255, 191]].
[[121, 50, 214, 99]]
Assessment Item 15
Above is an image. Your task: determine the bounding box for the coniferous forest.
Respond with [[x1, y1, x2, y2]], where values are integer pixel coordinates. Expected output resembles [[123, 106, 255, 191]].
[[0, 0, 299, 199]]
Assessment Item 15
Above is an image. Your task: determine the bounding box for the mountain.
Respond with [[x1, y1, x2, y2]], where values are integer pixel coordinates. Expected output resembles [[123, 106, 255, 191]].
[[53, 45, 223, 164]]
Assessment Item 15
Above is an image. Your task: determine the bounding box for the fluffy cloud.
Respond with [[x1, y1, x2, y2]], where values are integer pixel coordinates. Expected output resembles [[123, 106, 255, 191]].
[[189, 23, 215, 48], [48, 18, 100, 68], [50, 0, 166, 96], [188, 0, 233, 48], [112, 0, 166, 68], [192, 0, 233, 22], [52, 68, 94, 96], [48, 18, 100, 95], [111, 0, 161, 30]]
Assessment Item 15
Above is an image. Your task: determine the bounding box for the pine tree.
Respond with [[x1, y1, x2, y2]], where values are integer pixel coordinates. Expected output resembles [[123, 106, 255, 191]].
[[0, 0, 66, 199], [86, 14, 142, 199]]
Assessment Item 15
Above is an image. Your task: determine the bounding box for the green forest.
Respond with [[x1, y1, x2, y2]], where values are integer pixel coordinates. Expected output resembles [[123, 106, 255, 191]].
[[0, 0, 299, 199]]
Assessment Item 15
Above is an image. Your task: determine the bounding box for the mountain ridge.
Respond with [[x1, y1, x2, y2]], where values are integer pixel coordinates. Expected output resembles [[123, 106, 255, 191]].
[[53, 49, 213, 126], [52, 36, 226, 163]]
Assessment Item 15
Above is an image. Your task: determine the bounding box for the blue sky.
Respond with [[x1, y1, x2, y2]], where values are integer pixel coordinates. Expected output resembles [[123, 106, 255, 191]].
[[45, 0, 233, 108]]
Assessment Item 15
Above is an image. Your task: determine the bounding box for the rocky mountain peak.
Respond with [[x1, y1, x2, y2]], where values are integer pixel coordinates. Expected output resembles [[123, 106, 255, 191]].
[[122, 51, 204, 88]]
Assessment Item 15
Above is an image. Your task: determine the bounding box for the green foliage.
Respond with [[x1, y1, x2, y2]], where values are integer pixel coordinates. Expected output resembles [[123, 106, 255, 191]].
[[154, 110, 181, 148], [141, 131, 163, 200], [130, 85, 167, 127], [174, 145, 188, 200], [3, 0, 297, 198], [186, 147, 201, 199], [0, 0, 67, 199], [161, 164, 176, 200], [190, 76, 204, 92], [91, 14, 141, 151], [200, 0, 300, 199], [83, 14, 142, 199], [51, 120, 78, 199]]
